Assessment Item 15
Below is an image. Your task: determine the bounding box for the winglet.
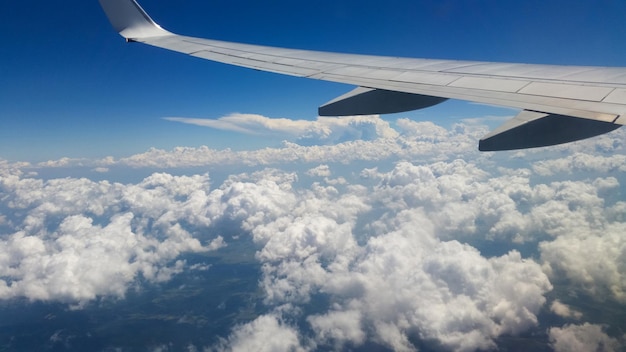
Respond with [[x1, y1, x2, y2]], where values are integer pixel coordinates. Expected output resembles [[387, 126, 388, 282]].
[[99, 0, 171, 40]]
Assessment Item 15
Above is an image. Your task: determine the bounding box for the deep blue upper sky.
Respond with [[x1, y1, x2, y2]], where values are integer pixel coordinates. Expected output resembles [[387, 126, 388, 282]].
[[2, 0, 626, 161]]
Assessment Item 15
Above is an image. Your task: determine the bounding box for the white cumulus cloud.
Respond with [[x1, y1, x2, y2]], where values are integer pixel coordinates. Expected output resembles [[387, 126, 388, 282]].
[[4, 116, 626, 350], [550, 300, 583, 320], [0, 172, 221, 305], [214, 314, 308, 352], [549, 323, 622, 352]]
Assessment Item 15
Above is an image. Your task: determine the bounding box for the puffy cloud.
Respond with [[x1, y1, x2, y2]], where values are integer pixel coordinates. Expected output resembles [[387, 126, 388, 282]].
[[335, 228, 548, 351], [115, 142, 401, 168], [307, 310, 365, 348], [0, 160, 32, 180], [0, 213, 197, 303], [36, 157, 77, 168], [550, 300, 583, 320], [540, 219, 626, 303], [214, 314, 308, 352], [150, 151, 626, 350], [533, 152, 626, 176], [549, 323, 622, 352], [305, 164, 331, 177], [4, 117, 626, 350], [323, 217, 549, 351], [0, 172, 221, 304], [201, 162, 553, 351]]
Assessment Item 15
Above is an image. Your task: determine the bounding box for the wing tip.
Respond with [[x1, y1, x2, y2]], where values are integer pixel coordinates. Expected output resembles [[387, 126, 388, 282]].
[[99, 0, 171, 40]]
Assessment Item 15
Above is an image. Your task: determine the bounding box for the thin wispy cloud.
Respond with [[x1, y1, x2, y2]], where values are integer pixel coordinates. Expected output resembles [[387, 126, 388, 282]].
[[165, 113, 399, 144]]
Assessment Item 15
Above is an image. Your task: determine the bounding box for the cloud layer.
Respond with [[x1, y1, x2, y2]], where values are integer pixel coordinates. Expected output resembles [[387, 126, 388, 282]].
[[2, 115, 626, 350], [32, 116, 492, 169], [0, 173, 223, 305]]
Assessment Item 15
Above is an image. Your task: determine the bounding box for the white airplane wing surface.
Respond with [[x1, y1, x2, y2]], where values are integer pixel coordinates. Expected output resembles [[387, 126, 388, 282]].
[[99, 0, 626, 151]]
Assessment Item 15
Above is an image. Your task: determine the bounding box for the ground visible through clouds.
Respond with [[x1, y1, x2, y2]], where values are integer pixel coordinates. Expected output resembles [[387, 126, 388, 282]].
[[1, 115, 626, 351]]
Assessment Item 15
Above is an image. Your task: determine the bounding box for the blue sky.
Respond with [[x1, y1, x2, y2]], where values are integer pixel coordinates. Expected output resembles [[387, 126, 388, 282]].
[[2, 0, 626, 162]]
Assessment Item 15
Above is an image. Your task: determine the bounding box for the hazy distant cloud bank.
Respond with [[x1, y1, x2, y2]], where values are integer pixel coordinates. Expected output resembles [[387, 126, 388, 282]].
[[36, 114, 626, 171], [1, 117, 626, 350], [31, 116, 488, 169], [127, 117, 482, 167]]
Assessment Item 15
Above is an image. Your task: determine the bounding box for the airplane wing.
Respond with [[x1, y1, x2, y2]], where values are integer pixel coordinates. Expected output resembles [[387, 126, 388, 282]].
[[99, 0, 626, 151]]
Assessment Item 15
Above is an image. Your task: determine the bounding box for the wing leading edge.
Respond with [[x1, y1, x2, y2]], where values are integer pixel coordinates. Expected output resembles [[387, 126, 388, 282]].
[[99, 0, 626, 151]]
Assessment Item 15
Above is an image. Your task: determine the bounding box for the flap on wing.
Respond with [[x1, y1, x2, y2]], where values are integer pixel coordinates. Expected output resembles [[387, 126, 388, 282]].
[[479, 110, 621, 151], [318, 87, 447, 116]]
